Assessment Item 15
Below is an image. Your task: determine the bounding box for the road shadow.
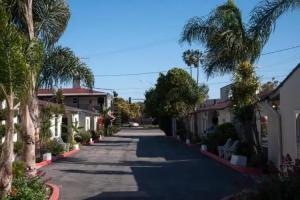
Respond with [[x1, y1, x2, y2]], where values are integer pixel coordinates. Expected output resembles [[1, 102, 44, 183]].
[[84, 130, 250, 200]]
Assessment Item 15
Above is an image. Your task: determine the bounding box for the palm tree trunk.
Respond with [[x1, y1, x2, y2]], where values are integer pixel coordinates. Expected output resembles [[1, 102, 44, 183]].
[[196, 67, 199, 85], [21, 101, 36, 177], [21, 0, 38, 177], [190, 67, 193, 77], [23, 0, 34, 40], [0, 95, 15, 197]]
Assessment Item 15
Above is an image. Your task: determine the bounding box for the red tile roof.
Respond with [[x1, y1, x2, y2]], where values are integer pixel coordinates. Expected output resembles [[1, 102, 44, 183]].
[[196, 100, 231, 112], [38, 88, 106, 96]]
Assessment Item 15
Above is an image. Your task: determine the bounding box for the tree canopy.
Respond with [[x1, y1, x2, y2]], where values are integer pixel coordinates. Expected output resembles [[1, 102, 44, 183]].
[[145, 68, 208, 118]]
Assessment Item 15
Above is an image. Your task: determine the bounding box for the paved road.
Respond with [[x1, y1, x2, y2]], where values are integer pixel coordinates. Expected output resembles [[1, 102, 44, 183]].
[[42, 129, 247, 200]]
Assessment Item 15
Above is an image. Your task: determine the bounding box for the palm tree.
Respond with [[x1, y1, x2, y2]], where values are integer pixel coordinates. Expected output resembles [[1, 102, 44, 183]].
[[180, 0, 266, 154], [0, 4, 29, 196], [39, 46, 94, 89], [250, 0, 300, 47], [182, 50, 194, 76], [4, 0, 70, 176], [39, 46, 94, 147], [182, 50, 202, 85]]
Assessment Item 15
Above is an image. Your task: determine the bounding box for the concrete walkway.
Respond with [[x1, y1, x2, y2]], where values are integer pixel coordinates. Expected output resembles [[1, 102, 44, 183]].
[[42, 128, 247, 200]]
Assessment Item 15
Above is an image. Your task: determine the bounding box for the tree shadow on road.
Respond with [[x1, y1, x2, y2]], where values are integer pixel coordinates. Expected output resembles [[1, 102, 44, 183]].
[[82, 131, 250, 200]]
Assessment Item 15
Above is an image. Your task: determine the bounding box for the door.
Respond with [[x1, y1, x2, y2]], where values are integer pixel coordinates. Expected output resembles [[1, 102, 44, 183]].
[[297, 113, 300, 158]]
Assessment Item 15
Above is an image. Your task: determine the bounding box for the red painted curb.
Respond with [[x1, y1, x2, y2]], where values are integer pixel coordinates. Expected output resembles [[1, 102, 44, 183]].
[[36, 149, 80, 169], [166, 136, 262, 176], [47, 183, 60, 200], [220, 194, 234, 200], [36, 160, 52, 168], [62, 149, 80, 158], [200, 150, 262, 176]]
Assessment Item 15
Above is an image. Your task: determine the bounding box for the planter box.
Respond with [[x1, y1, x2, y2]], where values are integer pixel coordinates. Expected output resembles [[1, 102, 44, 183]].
[[43, 153, 52, 161], [201, 144, 207, 151], [73, 144, 79, 150], [230, 155, 247, 166], [99, 135, 103, 141], [186, 139, 191, 145]]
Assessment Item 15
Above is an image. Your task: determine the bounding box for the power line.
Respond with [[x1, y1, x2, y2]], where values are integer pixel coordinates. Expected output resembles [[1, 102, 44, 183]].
[[93, 45, 300, 77], [94, 70, 169, 77], [262, 45, 300, 56], [83, 38, 177, 57]]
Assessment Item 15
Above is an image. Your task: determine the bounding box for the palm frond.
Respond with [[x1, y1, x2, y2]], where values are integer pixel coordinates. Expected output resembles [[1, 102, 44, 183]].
[[249, 0, 300, 46], [39, 46, 94, 89], [33, 0, 70, 48], [180, 0, 256, 77], [3, 0, 70, 47]]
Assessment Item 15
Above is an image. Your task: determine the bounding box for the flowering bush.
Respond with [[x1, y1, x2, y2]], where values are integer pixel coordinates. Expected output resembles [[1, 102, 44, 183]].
[[234, 154, 300, 200]]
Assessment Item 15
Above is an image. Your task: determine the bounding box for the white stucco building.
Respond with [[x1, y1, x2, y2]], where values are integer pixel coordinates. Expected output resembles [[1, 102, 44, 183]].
[[259, 63, 300, 166]]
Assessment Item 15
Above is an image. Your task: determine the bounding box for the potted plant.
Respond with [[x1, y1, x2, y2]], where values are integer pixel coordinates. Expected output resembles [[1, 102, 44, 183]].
[[230, 154, 247, 166], [201, 144, 207, 151]]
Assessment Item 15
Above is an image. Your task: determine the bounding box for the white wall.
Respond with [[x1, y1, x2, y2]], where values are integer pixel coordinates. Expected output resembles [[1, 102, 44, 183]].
[[85, 116, 91, 131], [218, 108, 232, 124], [50, 114, 63, 139], [258, 102, 282, 166], [280, 67, 300, 159], [92, 116, 98, 131]]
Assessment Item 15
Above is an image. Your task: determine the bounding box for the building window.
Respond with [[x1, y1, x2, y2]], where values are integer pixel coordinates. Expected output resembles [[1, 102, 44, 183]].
[[73, 97, 77, 104]]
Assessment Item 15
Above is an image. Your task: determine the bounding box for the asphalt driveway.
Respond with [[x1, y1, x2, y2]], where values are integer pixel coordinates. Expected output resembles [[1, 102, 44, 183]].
[[42, 128, 247, 200]]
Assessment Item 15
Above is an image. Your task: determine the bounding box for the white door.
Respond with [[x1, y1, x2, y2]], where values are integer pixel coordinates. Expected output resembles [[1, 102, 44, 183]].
[[297, 113, 300, 158], [296, 113, 300, 158]]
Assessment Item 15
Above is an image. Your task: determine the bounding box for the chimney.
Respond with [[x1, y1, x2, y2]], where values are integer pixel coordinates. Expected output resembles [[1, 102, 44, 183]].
[[73, 78, 81, 88]]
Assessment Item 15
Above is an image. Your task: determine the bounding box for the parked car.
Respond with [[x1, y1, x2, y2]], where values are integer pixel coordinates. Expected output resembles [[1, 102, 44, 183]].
[[129, 122, 139, 127]]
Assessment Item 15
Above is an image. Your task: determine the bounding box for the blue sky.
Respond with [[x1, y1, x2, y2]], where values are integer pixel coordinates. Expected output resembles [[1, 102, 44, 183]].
[[59, 0, 300, 100]]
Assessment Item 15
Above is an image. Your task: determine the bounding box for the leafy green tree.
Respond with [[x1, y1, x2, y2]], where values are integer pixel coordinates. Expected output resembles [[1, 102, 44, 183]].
[[145, 68, 208, 135], [180, 0, 271, 154], [0, 3, 29, 196], [260, 78, 279, 93]]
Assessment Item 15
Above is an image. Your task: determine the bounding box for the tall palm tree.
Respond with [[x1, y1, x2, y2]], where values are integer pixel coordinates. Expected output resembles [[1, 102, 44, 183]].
[[180, 0, 265, 153], [4, 0, 70, 176], [182, 50, 194, 76], [38, 46, 94, 157], [182, 49, 203, 85], [250, 0, 300, 47]]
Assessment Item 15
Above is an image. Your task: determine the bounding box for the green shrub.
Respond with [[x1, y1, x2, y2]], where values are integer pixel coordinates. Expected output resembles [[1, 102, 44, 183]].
[[90, 130, 99, 140], [12, 161, 25, 178], [204, 123, 238, 154], [104, 127, 112, 136], [75, 131, 91, 143], [5, 176, 47, 200], [13, 141, 23, 156], [111, 126, 120, 134], [44, 139, 64, 156]]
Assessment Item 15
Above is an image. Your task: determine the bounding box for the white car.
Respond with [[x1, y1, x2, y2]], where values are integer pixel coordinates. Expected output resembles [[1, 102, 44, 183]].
[[129, 122, 139, 127]]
